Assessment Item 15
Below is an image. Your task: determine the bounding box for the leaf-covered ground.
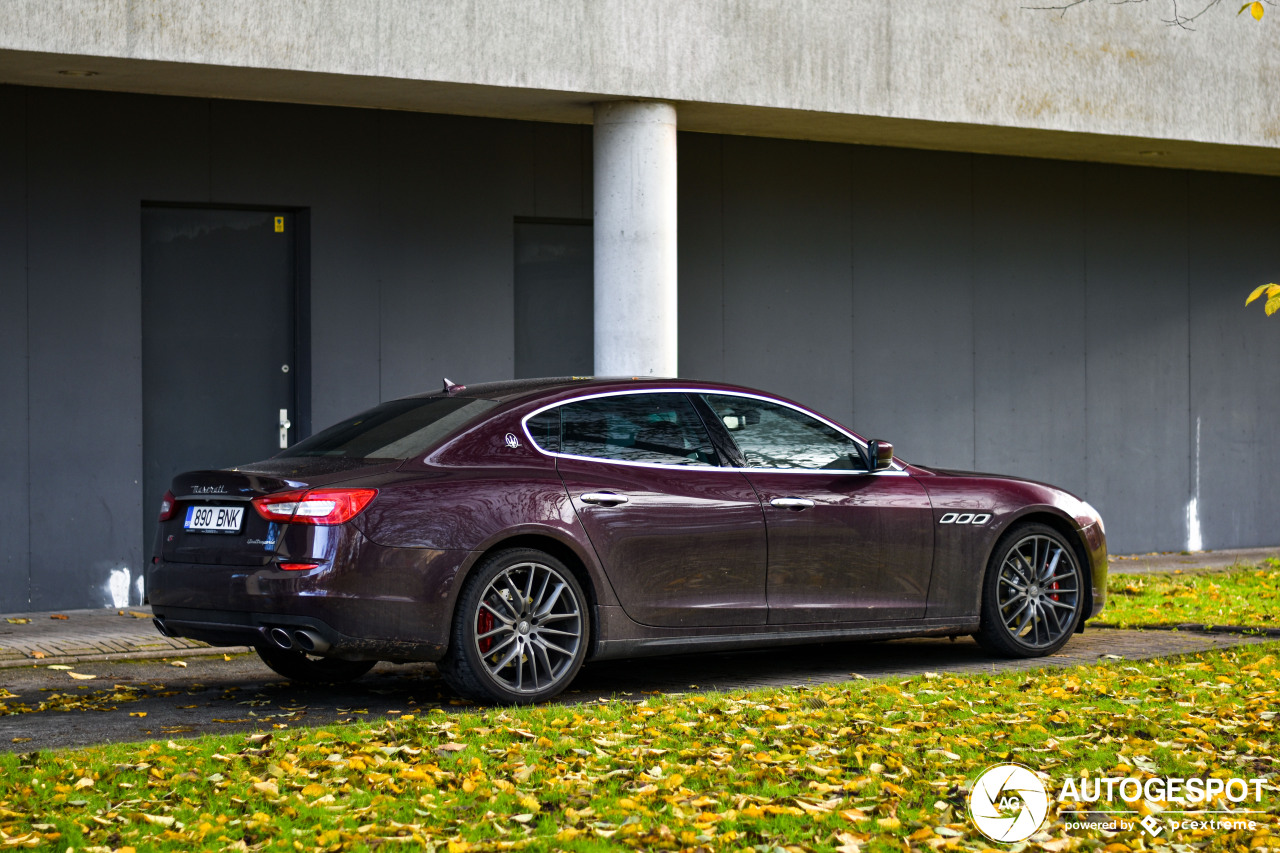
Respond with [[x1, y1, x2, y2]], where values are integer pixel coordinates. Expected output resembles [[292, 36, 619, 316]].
[[1, 642, 1276, 852], [1104, 563, 1280, 630]]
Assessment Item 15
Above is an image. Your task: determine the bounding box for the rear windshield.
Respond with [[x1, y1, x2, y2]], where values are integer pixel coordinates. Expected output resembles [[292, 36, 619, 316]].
[[282, 397, 499, 460]]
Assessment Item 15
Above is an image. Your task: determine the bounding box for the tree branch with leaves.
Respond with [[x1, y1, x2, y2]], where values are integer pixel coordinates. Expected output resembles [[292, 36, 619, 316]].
[[1023, 0, 1272, 27], [1247, 283, 1280, 316]]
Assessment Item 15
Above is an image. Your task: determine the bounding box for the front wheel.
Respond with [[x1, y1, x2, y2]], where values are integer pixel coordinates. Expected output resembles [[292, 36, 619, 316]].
[[439, 548, 589, 704], [975, 523, 1084, 657], [255, 644, 377, 683]]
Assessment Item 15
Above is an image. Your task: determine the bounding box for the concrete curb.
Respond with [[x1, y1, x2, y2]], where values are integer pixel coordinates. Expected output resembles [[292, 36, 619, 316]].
[[1108, 546, 1280, 574], [0, 645, 253, 669], [1092, 622, 1280, 638], [0, 607, 253, 669]]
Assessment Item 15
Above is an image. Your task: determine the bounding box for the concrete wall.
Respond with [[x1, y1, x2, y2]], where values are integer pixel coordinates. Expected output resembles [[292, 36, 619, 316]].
[[3, 84, 1278, 608], [2, 1, 1278, 176]]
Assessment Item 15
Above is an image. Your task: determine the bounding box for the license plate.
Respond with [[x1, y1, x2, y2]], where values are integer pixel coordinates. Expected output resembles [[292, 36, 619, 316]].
[[184, 505, 244, 534]]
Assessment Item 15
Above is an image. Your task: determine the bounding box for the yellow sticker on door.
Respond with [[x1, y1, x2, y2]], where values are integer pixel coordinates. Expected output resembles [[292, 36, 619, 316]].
[[274, 216, 284, 233]]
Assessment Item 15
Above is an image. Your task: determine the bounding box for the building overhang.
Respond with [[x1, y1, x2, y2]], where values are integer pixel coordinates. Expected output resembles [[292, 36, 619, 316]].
[[3, 1, 1278, 176]]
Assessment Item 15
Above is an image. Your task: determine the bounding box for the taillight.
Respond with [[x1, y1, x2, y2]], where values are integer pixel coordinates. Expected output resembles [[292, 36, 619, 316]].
[[277, 562, 322, 572], [158, 490, 176, 522], [252, 488, 377, 525]]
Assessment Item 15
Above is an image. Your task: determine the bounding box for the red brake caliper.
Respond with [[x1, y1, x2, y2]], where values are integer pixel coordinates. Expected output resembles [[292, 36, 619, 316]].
[[477, 607, 495, 654]]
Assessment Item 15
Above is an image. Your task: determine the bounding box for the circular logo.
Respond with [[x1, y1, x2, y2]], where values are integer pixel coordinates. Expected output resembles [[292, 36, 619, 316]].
[[503, 433, 521, 449], [968, 763, 1049, 843]]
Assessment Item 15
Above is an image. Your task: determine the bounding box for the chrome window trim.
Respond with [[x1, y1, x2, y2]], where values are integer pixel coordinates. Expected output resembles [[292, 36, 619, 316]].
[[519, 387, 908, 476]]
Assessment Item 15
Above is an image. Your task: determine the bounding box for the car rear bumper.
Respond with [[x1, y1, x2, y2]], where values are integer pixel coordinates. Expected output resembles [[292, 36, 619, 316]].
[[146, 539, 474, 661], [150, 606, 445, 662]]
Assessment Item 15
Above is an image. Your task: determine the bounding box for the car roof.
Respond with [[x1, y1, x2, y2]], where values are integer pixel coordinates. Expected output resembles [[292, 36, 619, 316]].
[[406, 376, 705, 404]]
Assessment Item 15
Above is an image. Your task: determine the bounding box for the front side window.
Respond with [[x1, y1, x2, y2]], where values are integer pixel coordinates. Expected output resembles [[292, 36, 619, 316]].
[[530, 393, 718, 467], [701, 394, 865, 471]]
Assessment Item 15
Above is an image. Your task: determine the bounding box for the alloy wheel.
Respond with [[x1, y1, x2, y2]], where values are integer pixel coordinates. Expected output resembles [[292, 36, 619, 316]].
[[470, 560, 584, 696], [994, 533, 1082, 650]]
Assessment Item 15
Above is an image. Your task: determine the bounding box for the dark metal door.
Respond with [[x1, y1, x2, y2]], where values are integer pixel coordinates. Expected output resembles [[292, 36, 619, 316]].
[[142, 207, 297, 562], [514, 221, 593, 378]]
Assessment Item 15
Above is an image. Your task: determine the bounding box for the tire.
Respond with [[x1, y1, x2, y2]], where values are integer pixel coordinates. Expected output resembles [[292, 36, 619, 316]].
[[255, 643, 377, 683], [975, 523, 1085, 658], [439, 548, 590, 704]]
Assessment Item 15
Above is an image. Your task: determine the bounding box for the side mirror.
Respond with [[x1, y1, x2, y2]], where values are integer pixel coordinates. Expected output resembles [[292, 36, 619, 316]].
[[866, 439, 894, 471]]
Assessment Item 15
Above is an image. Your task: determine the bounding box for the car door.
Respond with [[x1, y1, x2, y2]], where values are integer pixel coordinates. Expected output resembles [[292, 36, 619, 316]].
[[528, 392, 768, 628], [699, 393, 934, 624]]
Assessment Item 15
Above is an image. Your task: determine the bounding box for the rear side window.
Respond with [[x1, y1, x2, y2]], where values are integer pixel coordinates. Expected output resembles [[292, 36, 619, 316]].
[[529, 393, 719, 467], [526, 409, 561, 453], [284, 397, 499, 460]]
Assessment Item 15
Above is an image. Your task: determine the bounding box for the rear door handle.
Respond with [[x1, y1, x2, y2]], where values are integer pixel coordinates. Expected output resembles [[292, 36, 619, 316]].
[[770, 497, 815, 510], [580, 492, 630, 506]]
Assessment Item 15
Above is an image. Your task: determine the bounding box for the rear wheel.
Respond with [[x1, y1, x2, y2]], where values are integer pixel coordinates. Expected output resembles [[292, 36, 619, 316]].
[[254, 644, 377, 683], [439, 548, 589, 704], [975, 523, 1084, 657]]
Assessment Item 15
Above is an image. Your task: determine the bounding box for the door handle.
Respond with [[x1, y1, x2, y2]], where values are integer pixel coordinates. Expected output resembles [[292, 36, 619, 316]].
[[279, 408, 292, 449], [580, 492, 630, 507], [770, 497, 815, 510]]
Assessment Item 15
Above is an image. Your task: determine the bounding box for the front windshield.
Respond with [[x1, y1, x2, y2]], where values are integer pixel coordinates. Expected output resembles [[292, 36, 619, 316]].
[[282, 397, 499, 460]]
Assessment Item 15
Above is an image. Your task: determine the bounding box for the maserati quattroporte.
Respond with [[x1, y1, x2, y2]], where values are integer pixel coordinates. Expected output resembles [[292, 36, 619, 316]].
[[148, 377, 1107, 703]]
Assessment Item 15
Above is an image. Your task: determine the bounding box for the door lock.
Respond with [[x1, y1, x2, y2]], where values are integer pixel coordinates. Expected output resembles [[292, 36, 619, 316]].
[[279, 408, 292, 449]]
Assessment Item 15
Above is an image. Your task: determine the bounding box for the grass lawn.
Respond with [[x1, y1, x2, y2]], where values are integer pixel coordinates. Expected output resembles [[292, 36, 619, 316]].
[[1104, 560, 1280, 630], [1, 641, 1277, 852], [1, 558, 1277, 852]]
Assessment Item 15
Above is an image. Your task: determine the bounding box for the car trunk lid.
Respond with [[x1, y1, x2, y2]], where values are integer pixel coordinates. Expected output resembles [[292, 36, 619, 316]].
[[157, 459, 398, 565]]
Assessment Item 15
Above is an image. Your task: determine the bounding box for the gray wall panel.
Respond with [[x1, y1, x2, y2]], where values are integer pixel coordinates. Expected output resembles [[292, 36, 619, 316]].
[[376, 113, 523, 400], [677, 133, 725, 381], [1189, 172, 1280, 550], [25, 89, 146, 608], [209, 99, 384, 429], [0, 87, 29, 611], [518, 123, 591, 221], [1084, 165, 1190, 554], [721, 136, 854, 424], [972, 156, 1088, 498], [6, 84, 1280, 613], [851, 147, 975, 468], [134, 97, 211, 202]]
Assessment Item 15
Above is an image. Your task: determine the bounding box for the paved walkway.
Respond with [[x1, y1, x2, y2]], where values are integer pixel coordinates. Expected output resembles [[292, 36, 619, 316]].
[[1108, 545, 1280, 574], [0, 608, 250, 669], [1, 546, 1276, 670]]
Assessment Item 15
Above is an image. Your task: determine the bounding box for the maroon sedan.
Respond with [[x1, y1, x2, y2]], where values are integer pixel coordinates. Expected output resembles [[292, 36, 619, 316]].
[[148, 377, 1107, 703]]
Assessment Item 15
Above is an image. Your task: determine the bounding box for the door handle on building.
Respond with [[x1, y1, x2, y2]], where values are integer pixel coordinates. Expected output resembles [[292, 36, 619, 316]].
[[279, 408, 292, 449]]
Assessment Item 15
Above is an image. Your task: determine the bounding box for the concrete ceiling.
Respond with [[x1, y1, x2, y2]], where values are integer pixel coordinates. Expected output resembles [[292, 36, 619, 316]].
[[3, 47, 1278, 177]]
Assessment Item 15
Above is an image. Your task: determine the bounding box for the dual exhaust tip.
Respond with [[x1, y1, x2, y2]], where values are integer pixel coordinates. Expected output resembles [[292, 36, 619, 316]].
[[151, 617, 329, 654], [267, 626, 329, 654]]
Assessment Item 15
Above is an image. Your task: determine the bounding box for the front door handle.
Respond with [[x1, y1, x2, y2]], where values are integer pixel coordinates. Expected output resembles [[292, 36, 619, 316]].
[[279, 408, 292, 449], [770, 497, 815, 510], [581, 492, 630, 507]]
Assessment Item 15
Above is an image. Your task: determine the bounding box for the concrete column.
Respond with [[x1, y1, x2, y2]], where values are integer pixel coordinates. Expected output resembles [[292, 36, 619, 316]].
[[593, 101, 678, 377]]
